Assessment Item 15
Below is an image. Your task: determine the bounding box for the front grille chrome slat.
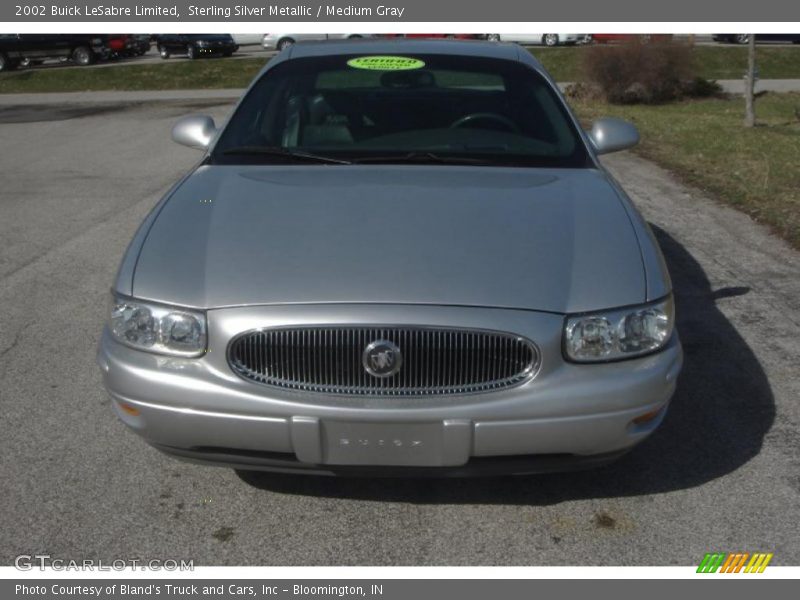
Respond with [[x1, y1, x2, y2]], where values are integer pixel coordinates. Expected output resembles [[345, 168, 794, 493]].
[[228, 326, 539, 397]]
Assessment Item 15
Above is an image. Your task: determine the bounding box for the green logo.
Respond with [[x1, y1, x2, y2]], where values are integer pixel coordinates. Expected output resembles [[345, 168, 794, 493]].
[[347, 56, 425, 71]]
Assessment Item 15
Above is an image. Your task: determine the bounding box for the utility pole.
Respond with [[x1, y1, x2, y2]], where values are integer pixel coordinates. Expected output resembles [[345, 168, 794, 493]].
[[744, 35, 757, 127]]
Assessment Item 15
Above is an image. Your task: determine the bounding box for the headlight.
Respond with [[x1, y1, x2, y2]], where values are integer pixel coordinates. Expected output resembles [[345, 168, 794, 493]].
[[564, 296, 674, 362], [109, 295, 207, 357]]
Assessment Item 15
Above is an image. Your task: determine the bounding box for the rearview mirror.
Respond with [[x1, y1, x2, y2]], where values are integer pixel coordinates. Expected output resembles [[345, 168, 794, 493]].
[[172, 115, 217, 150], [588, 117, 640, 155]]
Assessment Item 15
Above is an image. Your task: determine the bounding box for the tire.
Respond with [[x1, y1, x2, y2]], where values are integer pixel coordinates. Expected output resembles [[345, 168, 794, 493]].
[[487, 34, 501, 42], [223, 51, 233, 57], [72, 46, 94, 66], [276, 38, 294, 51], [347, 34, 362, 39], [735, 34, 750, 45], [0, 52, 13, 72], [186, 45, 197, 60], [159, 46, 170, 59], [543, 34, 559, 47]]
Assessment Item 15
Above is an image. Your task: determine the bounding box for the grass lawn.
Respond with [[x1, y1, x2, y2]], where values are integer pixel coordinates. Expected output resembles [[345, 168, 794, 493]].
[[1, 45, 799, 94], [530, 45, 800, 81], [570, 93, 800, 248], [0, 57, 270, 93]]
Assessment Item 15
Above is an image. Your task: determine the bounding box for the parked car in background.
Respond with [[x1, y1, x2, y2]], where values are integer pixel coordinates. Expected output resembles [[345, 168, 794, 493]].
[[262, 33, 370, 51], [232, 34, 265, 46], [590, 34, 673, 43], [712, 34, 800, 44], [0, 33, 108, 71], [99, 39, 682, 476], [128, 34, 151, 55], [156, 34, 238, 59], [486, 33, 586, 46], [106, 34, 150, 57], [401, 34, 486, 39], [378, 34, 486, 41]]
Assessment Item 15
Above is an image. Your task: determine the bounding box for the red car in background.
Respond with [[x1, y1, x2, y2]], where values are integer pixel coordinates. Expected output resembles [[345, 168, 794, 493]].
[[590, 34, 673, 43], [106, 34, 151, 57]]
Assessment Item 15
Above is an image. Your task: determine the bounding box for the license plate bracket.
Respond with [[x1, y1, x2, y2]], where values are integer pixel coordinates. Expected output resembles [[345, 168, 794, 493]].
[[321, 421, 445, 466]]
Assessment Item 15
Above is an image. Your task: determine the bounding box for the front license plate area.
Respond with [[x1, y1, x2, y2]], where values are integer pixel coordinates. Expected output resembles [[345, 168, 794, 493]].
[[322, 421, 444, 466]]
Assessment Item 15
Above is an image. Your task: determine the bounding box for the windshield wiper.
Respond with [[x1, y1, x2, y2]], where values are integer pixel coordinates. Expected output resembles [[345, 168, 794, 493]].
[[220, 146, 352, 165], [352, 151, 490, 166]]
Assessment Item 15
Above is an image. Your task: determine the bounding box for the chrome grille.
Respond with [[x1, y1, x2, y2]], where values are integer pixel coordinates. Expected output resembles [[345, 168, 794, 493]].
[[228, 326, 539, 396]]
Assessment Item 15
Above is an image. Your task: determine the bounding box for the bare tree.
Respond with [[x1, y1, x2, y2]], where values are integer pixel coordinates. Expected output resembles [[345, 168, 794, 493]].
[[744, 35, 756, 127]]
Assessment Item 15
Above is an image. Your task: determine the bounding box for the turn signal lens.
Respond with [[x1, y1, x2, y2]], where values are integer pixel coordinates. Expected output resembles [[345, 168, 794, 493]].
[[632, 408, 662, 425], [118, 402, 140, 416]]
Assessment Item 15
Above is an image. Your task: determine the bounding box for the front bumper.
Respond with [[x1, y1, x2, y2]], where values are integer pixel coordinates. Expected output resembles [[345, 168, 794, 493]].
[[98, 304, 682, 476]]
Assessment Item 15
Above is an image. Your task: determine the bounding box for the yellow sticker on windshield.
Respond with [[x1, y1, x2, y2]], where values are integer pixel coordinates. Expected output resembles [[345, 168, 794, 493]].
[[347, 56, 425, 70]]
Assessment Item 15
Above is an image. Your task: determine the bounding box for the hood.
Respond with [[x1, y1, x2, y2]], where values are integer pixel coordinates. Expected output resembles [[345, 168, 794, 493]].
[[132, 165, 646, 313]]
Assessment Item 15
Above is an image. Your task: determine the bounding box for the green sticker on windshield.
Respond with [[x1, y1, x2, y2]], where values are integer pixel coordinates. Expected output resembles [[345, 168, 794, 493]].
[[347, 56, 425, 71]]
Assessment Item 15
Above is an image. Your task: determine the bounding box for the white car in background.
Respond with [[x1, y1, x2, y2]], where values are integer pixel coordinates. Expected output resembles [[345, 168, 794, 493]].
[[231, 34, 265, 46], [262, 33, 370, 51], [487, 33, 586, 46]]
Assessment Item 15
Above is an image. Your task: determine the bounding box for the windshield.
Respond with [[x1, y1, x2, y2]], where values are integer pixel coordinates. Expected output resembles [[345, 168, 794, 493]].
[[212, 54, 591, 168]]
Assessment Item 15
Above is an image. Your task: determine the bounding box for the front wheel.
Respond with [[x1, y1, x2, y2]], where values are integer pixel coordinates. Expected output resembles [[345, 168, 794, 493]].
[[159, 45, 170, 59], [72, 46, 94, 66], [735, 34, 750, 44], [543, 34, 559, 47], [186, 45, 197, 59], [486, 34, 501, 42]]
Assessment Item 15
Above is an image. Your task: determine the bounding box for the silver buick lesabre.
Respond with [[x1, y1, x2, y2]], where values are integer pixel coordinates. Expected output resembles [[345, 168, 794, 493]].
[[97, 40, 683, 476]]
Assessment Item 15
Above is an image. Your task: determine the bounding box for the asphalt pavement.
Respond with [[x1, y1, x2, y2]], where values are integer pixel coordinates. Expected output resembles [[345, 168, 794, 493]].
[[0, 97, 798, 566], [3, 79, 799, 108]]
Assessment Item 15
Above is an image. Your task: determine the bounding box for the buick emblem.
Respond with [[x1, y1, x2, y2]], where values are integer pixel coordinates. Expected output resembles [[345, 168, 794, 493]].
[[362, 340, 403, 378]]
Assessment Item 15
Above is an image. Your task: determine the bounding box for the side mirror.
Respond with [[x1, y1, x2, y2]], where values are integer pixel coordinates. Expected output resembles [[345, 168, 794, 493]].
[[171, 115, 217, 150], [588, 117, 640, 155]]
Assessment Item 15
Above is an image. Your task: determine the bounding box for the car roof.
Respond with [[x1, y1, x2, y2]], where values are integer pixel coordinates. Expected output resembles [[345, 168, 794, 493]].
[[286, 38, 541, 68]]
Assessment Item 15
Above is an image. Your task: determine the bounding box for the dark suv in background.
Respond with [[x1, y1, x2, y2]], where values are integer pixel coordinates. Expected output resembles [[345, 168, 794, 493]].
[[0, 34, 108, 71]]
